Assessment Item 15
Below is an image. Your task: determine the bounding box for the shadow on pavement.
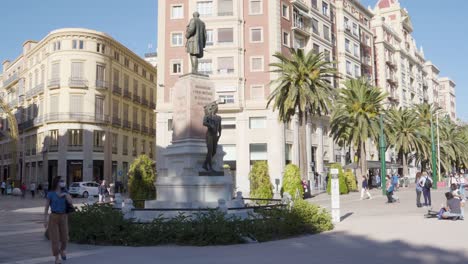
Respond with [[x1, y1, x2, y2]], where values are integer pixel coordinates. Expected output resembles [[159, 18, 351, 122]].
[[58, 231, 468, 264]]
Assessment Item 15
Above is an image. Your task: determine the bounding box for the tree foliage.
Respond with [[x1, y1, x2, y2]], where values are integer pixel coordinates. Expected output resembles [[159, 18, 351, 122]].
[[249, 161, 273, 199], [128, 155, 156, 205], [281, 164, 303, 199]]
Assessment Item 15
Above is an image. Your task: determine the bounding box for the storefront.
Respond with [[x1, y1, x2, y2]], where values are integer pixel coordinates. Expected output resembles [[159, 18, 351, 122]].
[[67, 160, 83, 184]]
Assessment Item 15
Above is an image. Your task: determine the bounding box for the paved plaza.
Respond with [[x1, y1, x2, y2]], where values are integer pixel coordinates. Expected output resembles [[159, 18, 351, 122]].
[[1, 187, 467, 264]]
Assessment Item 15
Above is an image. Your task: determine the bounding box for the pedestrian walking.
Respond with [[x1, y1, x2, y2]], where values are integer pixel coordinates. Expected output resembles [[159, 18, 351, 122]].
[[360, 175, 372, 200], [458, 173, 465, 198], [415, 172, 423, 207], [98, 180, 107, 203], [392, 173, 399, 191], [1, 180, 5, 195], [37, 183, 43, 197], [20, 182, 27, 199], [44, 176, 73, 264], [30, 182, 36, 198], [419, 171, 433, 207], [386, 175, 396, 203]]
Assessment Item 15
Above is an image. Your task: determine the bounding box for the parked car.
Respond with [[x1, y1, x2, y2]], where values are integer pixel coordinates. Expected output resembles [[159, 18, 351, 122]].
[[69, 182, 99, 198]]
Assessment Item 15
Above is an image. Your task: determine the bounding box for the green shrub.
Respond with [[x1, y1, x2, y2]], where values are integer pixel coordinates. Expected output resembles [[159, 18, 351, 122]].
[[249, 161, 273, 199], [326, 163, 349, 195], [281, 164, 303, 200], [69, 202, 334, 246], [291, 199, 334, 233], [128, 155, 156, 208], [344, 169, 358, 192]]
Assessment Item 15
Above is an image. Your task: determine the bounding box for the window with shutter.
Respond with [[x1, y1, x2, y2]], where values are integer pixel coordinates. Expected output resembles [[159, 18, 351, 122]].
[[95, 96, 104, 119], [217, 28, 233, 43], [217, 57, 234, 74], [70, 95, 83, 113], [50, 95, 59, 113], [250, 57, 263, 72], [113, 99, 119, 118], [71, 62, 83, 79], [218, 0, 233, 16], [51, 63, 60, 80], [249, 0, 262, 14], [96, 65, 105, 81]]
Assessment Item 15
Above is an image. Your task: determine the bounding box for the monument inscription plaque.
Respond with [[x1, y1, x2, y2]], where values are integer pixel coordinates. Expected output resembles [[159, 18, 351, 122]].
[[172, 75, 214, 142]]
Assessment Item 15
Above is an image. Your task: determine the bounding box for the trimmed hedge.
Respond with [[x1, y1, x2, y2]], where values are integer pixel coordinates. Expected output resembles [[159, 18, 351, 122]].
[[249, 161, 273, 199], [69, 203, 334, 246], [326, 163, 349, 195], [128, 155, 156, 208], [344, 169, 358, 192], [281, 164, 303, 199]]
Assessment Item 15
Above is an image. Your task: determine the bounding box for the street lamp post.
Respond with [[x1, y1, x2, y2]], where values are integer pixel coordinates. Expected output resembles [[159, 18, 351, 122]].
[[436, 112, 441, 182], [379, 114, 387, 195], [430, 115, 438, 189]]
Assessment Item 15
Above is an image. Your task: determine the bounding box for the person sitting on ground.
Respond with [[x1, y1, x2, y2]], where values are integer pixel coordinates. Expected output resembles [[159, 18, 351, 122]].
[[439, 192, 463, 220]]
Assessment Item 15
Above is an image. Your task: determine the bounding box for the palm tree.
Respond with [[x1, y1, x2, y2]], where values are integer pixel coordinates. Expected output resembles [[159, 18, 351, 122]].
[[268, 48, 336, 179], [386, 107, 427, 178], [437, 117, 466, 173], [0, 97, 19, 181], [330, 78, 387, 184], [414, 103, 441, 171]]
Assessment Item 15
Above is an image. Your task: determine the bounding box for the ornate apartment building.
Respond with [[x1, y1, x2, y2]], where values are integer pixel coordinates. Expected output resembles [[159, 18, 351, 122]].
[[0, 28, 157, 187], [438, 77, 456, 121], [371, 0, 457, 112]]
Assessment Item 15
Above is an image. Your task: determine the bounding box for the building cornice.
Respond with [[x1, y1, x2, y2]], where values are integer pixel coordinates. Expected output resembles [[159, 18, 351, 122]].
[[5, 28, 156, 74]]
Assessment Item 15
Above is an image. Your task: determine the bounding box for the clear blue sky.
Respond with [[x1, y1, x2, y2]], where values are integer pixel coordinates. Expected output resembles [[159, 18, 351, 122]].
[[1, 0, 466, 120], [0, 0, 158, 64]]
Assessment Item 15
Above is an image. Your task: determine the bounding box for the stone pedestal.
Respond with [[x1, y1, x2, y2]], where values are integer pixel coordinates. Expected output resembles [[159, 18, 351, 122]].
[[148, 74, 233, 212]]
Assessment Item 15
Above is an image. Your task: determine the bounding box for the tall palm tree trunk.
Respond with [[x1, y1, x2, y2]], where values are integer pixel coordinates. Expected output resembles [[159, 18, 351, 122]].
[[298, 119, 308, 181], [402, 153, 408, 178]]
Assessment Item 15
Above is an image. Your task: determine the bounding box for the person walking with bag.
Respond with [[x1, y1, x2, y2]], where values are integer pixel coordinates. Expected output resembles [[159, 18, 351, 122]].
[[419, 171, 433, 208], [44, 176, 73, 264]]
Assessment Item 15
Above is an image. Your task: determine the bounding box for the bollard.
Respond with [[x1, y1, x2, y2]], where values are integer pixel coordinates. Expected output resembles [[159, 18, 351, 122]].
[[122, 199, 135, 219], [114, 193, 123, 209], [330, 168, 340, 223]]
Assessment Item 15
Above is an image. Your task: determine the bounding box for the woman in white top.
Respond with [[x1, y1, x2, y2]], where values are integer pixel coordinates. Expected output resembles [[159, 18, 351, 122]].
[[459, 174, 466, 198]]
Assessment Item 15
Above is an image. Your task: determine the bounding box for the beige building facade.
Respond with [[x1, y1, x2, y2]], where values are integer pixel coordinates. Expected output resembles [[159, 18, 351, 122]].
[[0, 28, 157, 187], [371, 0, 435, 107], [438, 77, 456, 121]]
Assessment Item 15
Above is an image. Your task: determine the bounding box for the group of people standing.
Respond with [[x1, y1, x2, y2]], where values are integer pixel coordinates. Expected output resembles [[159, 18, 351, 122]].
[[0, 180, 48, 198], [415, 172, 434, 207]]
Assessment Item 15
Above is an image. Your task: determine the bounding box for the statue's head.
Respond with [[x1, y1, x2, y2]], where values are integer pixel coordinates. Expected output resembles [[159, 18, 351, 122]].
[[193, 12, 200, 18], [204, 101, 218, 115]]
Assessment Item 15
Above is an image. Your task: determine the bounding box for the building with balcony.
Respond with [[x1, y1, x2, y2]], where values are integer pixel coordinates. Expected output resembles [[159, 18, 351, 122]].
[[0, 28, 157, 187], [424, 61, 440, 106], [157, 0, 349, 195], [371, 0, 430, 107], [438, 77, 456, 122]]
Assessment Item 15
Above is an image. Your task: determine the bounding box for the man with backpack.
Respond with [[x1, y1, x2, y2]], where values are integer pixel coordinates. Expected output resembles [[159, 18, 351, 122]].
[[419, 171, 433, 207]]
